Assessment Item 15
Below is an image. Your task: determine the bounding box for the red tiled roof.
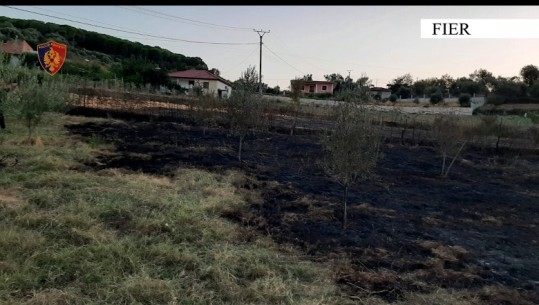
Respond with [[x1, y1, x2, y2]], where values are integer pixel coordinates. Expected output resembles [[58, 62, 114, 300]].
[[168, 69, 232, 86], [0, 40, 35, 55]]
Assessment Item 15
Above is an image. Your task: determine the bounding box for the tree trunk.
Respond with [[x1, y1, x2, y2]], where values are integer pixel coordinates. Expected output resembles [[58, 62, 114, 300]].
[[343, 185, 348, 230], [441, 152, 446, 177], [238, 135, 244, 162], [0, 112, 5, 129], [27, 119, 33, 142], [443, 141, 467, 178]]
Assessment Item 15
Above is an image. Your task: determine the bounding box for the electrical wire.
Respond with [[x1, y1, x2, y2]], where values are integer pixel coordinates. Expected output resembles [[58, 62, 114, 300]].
[[3, 6, 257, 45]]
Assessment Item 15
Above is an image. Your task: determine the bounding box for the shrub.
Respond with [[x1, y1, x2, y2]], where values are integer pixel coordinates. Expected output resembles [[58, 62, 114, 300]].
[[458, 93, 471, 107], [486, 94, 505, 105], [389, 94, 397, 102], [321, 103, 382, 229], [5, 70, 70, 141], [431, 115, 468, 178], [430, 92, 444, 104]]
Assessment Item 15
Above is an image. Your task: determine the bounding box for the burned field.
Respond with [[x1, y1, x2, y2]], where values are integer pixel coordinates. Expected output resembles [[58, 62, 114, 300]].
[[66, 107, 539, 304]]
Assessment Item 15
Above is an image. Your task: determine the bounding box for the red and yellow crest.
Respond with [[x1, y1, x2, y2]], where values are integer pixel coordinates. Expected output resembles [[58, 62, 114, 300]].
[[37, 41, 67, 76]]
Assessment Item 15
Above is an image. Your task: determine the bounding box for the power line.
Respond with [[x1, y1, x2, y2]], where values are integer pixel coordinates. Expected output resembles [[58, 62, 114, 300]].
[[221, 46, 259, 77], [29, 6, 157, 36], [126, 6, 252, 31], [266, 34, 329, 73], [263, 44, 304, 75], [4, 6, 257, 46]]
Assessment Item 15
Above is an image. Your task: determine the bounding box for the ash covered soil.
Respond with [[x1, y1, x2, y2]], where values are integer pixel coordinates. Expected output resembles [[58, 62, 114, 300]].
[[66, 108, 539, 303]]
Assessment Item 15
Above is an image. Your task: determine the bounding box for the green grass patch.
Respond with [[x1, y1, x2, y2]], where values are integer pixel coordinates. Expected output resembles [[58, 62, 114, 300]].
[[0, 113, 343, 304]]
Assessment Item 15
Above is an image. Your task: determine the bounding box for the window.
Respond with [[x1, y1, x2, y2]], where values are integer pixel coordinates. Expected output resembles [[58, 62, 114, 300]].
[[203, 82, 209, 89], [188, 80, 195, 87], [322, 85, 327, 91], [309, 85, 315, 93]]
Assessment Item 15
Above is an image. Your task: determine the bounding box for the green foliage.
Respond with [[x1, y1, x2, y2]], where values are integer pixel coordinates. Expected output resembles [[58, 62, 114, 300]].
[[520, 64, 539, 87], [389, 94, 398, 102], [0, 16, 207, 87], [226, 67, 265, 161], [491, 77, 526, 103], [387, 73, 414, 98], [486, 94, 505, 106], [290, 78, 304, 103], [431, 115, 468, 178], [233, 65, 259, 93], [265, 85, 280, 95], [458, 93, 471, 107], [3, 66, 70, 140], [528, 80, 539, 98], [430, 91, 444, 104], [321, 103, 382, 228]]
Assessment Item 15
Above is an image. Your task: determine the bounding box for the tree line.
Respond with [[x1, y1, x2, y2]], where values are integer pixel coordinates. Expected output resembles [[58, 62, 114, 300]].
[[0, 16, 207, 87]]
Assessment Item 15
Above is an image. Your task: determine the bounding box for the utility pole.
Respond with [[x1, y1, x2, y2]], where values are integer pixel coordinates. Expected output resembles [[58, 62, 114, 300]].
[[254, 29, 270, 94]]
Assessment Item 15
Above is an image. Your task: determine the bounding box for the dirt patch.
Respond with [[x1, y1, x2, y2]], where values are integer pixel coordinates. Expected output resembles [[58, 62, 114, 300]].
[[0, 188, 26, 210], [65, 110, 539, 303]]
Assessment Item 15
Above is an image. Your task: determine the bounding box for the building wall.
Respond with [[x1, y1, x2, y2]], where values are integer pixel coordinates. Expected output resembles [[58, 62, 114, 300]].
[[172, 78, 231, 98], [301, 82, 334, 94], [370, 90, 392, 99]]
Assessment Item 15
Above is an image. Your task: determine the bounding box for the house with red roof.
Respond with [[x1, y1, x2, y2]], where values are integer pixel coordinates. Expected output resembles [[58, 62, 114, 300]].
[[168, 69, 233, 98], [0, 39, 37, 66], [294, 80, 335, 95]]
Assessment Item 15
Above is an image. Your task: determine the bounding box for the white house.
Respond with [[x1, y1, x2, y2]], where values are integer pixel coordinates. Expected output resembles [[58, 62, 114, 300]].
[[369, 87, 392, 100], [0, 39, 37, 66], [168, 69, 232, 98]]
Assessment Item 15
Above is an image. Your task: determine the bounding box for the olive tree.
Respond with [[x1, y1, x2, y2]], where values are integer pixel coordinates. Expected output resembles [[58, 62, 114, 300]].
[[6, 70, 70, 142], [431, 114, 468, 178], [226, 66, 264, 162], [321, 102, 383, 229], [289, 77, 303, 135]]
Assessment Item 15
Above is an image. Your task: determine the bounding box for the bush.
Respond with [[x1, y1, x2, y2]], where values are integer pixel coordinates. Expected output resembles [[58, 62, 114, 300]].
[[389, 94, 397, 102], [486, 94, 506, 105], [430, 92, 444, 104], [5, 70, 70, 140], [458, 93, 471, 107], [413, 98, 420, 104]]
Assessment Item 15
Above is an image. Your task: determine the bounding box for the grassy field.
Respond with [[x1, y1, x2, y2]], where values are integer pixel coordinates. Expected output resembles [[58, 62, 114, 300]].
[[0, 113, 533, 305], [0, 113, 343, 305]]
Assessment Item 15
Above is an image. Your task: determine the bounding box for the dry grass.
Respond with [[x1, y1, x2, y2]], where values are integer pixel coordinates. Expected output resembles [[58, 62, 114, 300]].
[[0, 113, 345, 305]]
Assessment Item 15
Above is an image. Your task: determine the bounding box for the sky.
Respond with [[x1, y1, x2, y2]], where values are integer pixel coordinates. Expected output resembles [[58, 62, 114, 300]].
[[2, 5, 539, 89]]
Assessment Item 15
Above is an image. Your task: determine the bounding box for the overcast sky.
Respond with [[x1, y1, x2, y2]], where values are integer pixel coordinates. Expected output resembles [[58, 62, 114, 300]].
[[3, 5, 539, 89]]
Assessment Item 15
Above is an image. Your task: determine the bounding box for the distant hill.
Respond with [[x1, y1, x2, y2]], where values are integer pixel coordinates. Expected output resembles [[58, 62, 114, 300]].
[[0, 16, 208, 86]]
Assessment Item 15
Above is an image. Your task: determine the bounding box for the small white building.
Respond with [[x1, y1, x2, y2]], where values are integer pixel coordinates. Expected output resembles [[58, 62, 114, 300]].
[[0, 39, 37, 66], [168, 69, 232, 98], [369, 87, 392, 100]]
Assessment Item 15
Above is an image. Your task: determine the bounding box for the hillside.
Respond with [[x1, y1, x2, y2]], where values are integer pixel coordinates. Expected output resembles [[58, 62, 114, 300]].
[[0, 16, 207, 85]]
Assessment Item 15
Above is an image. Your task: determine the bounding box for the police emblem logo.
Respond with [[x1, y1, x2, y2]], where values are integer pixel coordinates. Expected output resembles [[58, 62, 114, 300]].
[[37, 41, 67, 76]]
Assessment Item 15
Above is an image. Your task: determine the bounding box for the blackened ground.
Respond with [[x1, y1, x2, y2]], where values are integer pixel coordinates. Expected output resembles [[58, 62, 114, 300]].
[[66, 108, 539, 304]]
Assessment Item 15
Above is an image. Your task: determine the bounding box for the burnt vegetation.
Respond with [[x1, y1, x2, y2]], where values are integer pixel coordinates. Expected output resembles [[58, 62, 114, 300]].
[[64, 86, 539, 304]]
